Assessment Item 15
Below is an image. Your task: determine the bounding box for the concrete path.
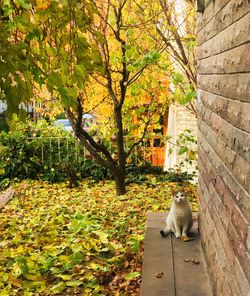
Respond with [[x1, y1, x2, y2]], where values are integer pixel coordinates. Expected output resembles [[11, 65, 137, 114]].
[[141, 212, 212, 296]]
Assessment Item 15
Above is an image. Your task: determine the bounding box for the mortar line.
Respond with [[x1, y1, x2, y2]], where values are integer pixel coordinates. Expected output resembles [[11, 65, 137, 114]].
[[171, 233, 177, 296]]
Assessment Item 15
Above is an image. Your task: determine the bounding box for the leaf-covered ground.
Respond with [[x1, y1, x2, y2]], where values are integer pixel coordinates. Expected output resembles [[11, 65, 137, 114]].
[[0, 178, 197, 295]]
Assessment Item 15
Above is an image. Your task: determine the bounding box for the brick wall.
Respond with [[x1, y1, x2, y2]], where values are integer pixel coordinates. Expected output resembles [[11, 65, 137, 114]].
[[197, 1, 250, 295]]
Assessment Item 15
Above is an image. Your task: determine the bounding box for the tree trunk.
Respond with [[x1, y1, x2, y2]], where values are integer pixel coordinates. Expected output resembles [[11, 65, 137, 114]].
[[113, 170, 126, 195], [113, 104, 127, 195], [66, 95, 128, 196]]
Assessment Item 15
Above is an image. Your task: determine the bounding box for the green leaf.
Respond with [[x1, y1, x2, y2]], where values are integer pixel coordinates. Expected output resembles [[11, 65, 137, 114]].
[[69, 219, 82, 233], [65, 280, 83, 287], [178, 146, 188, 155], [125, 271, 141, 280], [173, 73, 184, 83], [17, 0, 30, 9], [48, 73, 63, 88], [51, 282, 66, 294], [58, 87, 77, 108], [77, 37, 89, 50], [69, 251, 83, 265], [143, 50, 161, 63], [75, 64, 87, 78]]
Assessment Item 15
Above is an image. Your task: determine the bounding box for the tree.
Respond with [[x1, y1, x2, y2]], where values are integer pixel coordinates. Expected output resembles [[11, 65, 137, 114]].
[[0, 0, 171, 195], [64, 0, 170, 195], [141, 0, 197, 113], [0, 0, 38, 118]]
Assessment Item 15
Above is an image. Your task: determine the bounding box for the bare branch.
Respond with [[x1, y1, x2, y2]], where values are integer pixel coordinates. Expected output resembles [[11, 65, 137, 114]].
[[65, 106, 116, 170]]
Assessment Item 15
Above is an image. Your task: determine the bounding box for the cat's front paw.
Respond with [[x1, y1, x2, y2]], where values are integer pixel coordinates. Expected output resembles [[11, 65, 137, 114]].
[[160, 230, 166, 237], [175, 233, 181, 239]]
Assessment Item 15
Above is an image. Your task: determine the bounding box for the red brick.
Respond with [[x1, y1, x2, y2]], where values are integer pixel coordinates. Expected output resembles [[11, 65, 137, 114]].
[[199, 90, 250, 133], [214, 175, 225, 197], [232, 155, 250, 193], [231, 129, 250, 163], [197, 12, 250, 59], [211, 209, 236, 267], [219, 164, 250, 221], [198, 0, 250, 45], [199, 103, 250, 164], [247, 227, 250, 250], [198, 43, 250, 74], [198, 73, 250, 103], [231, 204, 249, 246], [233, 258, 250, 296], [197, 0, 230, 34]]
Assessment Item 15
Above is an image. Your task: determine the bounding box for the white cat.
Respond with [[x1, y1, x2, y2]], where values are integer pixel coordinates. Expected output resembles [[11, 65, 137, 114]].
[[160, 192, 193, 239]]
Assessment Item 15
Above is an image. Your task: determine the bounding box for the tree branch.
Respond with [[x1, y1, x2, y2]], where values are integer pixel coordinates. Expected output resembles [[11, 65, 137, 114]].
[[65, 106, 116, 170]]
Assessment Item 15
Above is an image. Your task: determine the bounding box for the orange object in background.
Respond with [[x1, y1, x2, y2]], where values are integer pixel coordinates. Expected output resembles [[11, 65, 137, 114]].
[[150, 147, 166, 167]]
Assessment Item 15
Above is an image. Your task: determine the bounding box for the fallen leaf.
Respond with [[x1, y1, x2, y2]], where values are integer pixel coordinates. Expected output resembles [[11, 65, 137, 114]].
[[8, 274, 22, 288], [155, 272, 164, 278], [0, 179, 197, 295], [181, 236, 194, 242], [191, 258, 200, 265], [125, 272, 141, 280], [51, 282, 66, 294]]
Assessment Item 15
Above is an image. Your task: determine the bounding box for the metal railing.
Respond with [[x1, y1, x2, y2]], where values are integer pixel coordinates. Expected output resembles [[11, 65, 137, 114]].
[[25, 135, 168, 167]]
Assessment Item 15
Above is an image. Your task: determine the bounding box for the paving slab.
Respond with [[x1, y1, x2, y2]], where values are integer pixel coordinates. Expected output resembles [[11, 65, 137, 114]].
[[141, 212, 212, 296], [172, 218, 212, 296], [141, 212, 175, 296]]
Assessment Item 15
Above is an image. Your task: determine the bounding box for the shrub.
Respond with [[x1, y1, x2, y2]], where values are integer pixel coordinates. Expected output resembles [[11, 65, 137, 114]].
[[0, 119, 116, 184], [0, 119, 77, 183], [0, 119, 196, 185], [125, 162, 195, 185]]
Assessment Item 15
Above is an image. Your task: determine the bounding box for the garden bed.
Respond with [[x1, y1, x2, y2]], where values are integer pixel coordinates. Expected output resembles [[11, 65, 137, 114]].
[[0, 179, 197, 295]]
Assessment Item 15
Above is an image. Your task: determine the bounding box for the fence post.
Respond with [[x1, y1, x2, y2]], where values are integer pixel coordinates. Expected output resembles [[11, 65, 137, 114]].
[[66, 137, 69, 159], [49, 138, 52, 165], [41, 144, 44, 164], [83, 146, 86, 163], [75, 139, 78, 160], [58, 138, 61, 162]]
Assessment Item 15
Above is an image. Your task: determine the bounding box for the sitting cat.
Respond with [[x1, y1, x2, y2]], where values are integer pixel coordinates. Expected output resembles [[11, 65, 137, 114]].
[[160, 191, 193, 239]]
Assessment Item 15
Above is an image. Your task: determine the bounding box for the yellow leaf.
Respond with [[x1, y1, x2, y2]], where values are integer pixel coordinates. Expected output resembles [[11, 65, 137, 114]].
[[0, 289, 10, 296], [16, 245, 25, 254], [11, 262, 22, 278], [24, 273, 44, 281], [181, 236, 194, 242], [84, 271, 94, 281], [82, 242, 91, 251], [36, 0, 51, 10], [58, 255, 69, 263], [57, 274, 72, 280]]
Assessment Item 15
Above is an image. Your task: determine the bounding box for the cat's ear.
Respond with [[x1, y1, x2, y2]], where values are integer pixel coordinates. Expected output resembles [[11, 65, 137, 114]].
[[172, 192, 179, 200], [171, 189, 178, 197], [172, 193, 177, 199]]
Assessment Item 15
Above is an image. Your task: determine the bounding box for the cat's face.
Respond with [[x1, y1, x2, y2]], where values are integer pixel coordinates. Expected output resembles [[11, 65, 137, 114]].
[[173, 192, 187, 204]]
